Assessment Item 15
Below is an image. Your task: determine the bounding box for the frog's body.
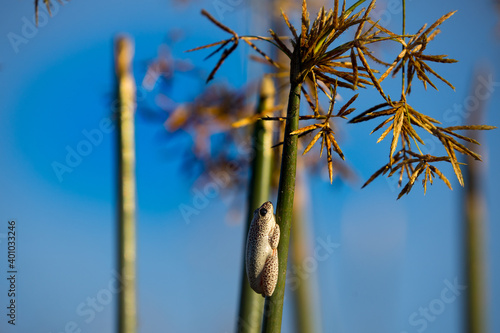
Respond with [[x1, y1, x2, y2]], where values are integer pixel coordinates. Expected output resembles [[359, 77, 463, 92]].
[[246, 201, 280, 297]]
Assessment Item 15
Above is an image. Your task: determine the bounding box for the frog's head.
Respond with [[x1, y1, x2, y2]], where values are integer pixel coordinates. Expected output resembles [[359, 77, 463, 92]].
[[255, 201, 274, 226]]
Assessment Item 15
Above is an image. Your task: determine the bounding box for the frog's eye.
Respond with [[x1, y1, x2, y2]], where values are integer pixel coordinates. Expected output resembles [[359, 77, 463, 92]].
[[259, 208, 268, 217]]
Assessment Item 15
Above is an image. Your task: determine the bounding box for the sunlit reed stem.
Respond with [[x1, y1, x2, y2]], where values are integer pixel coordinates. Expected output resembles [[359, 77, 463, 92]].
[[115, 35, 137, 333], [262, 50, 302, 333]]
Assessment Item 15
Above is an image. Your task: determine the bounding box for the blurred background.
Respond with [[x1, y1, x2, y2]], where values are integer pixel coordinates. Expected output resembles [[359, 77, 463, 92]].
[[0, 0, 498, 332]]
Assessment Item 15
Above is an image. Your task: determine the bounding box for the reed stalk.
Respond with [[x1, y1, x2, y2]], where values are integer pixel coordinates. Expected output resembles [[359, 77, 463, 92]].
[[463, 68, 489, 333], [115, 35, 137, 333], [290, 165, 319, 333], [237, 76, 276, 333], [262, 51, 302, 332]]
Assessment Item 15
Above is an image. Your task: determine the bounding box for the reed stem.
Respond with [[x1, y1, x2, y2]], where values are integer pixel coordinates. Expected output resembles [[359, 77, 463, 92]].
[[237, 76, 275, 333], [261, 50, 302, 332], [115, 35, 137, 333]]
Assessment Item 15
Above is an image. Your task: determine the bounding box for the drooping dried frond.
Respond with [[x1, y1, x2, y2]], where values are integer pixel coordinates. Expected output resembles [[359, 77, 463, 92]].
[[347, 7, 497, 197], [186, 10, 279, 83], [266, 87, 354, 184], [375, 11, 458, 94], [351, 99, 425, 164], [283, 82, 358, 183], [352, 98, 496, 191], [361, 150, 453, 199], [432, 124, 496, 185]]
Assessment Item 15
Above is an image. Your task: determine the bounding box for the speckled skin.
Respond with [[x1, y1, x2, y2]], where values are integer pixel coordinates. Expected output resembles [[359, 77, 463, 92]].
[[246, 201, 280, 297]]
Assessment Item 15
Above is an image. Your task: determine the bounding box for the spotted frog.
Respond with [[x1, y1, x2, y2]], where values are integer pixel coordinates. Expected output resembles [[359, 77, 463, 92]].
[[246, 201, 280, 297]]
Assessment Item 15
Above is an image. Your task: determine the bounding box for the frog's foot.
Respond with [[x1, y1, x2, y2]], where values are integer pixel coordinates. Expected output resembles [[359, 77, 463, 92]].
[[269, 224, 280, 250], [259, 279, 266, 297], [262, 253, 279, 297]]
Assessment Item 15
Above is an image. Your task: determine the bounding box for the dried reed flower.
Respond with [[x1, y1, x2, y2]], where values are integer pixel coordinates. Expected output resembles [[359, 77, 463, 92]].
[[190, 0, 495, 198]]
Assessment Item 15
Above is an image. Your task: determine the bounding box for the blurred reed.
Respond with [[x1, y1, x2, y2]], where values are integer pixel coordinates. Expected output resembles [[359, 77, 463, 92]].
[[115, 35, 137, 333]]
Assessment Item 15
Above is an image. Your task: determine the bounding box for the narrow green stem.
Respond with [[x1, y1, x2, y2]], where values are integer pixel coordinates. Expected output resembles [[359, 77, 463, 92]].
[[237, 76, 275, 333], [115, 36, 137, 333], [261, 57, 302, 332], [402, 1, 406, 35], [464, 161, 486, 333], [290, 167, 318, 333], [463, 71, 487, 333]]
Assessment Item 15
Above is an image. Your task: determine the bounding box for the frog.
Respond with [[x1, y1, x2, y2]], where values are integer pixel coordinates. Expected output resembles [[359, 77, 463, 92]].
[[246, 201, 280, 297]]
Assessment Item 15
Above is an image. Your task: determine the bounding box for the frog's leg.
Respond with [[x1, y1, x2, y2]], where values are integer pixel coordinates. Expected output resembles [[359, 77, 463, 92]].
[[262, 251, 279, 297], [269, 224, 280, 250]]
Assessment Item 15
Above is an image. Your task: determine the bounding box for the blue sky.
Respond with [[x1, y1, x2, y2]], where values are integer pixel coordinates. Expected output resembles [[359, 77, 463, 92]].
[[0, 0, 499, 332]]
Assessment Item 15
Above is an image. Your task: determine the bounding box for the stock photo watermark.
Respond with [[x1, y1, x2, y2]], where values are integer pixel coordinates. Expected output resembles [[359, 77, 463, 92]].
[[177, 124, 270, 224], [178, 163, 239, 224], [48, 271, 123, 333], [401, 277, 466, 333], [212, 0, 244, 21], [441, 74, 499, 128], [7, 1, 68, 54], [371, 0, 417, 28], [51, 117, 115, 183], [287, 235, 340, 292], [50, 66, 156, 183], [4, 220, 17, 326]]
